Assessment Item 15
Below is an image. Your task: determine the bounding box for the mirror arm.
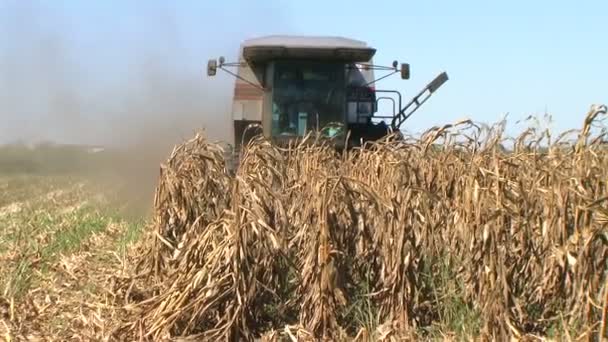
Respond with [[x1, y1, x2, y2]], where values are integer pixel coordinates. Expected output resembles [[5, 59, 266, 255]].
[[361, 70, 400, 88], [220, 62, 244, 67], [347, 63, 396, 71], [219, 66, 266, 92]]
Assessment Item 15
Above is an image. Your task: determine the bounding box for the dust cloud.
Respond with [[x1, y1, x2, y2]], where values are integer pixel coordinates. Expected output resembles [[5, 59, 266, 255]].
[[0, 1, 289, 216]]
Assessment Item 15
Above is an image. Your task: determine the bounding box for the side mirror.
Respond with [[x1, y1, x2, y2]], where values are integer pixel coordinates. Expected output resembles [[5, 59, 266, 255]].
[[400, 63, 410, 79], [207, 59, 217, 77]]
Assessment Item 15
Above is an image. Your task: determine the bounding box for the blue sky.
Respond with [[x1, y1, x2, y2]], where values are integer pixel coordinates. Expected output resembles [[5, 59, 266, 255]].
[[282, 0, 608, 135], [0, 0, 606, 144]]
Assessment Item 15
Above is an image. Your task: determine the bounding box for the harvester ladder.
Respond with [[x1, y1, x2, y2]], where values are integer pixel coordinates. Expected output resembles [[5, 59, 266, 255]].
[[391, 72, 449, 130]]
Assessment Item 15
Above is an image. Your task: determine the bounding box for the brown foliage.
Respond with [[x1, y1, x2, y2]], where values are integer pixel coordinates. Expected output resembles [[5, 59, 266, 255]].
[[119, 105, 608, 341]]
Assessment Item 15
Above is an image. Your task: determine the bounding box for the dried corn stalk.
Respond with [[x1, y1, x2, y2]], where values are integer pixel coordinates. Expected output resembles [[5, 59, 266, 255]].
[[118, 105, 608, 341]]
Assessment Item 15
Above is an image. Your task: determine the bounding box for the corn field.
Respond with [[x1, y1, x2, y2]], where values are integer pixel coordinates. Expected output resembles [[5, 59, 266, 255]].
[[116, 105, 608, 341]]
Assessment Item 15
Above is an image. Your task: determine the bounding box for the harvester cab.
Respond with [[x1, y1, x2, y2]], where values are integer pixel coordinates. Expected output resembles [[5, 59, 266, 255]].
[[207, 35, 448, 150]]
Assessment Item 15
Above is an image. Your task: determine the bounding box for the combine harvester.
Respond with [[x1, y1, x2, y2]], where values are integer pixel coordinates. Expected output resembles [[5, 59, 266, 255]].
[[207, 35, 449, 153]]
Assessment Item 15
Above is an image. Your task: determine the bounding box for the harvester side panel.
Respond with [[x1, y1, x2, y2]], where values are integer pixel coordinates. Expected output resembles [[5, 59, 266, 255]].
[[231, 48, 264, 147]]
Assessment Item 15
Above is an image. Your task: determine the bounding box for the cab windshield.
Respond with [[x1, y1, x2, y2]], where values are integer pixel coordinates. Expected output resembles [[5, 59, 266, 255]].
[[271, 61, 345, 137]]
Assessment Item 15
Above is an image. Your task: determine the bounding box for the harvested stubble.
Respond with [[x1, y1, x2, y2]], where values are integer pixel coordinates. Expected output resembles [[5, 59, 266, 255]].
[[118, 105, 608, 341]]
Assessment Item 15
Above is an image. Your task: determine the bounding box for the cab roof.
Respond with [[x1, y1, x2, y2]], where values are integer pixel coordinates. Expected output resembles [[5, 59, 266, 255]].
[[241, 35, 376, 63]]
